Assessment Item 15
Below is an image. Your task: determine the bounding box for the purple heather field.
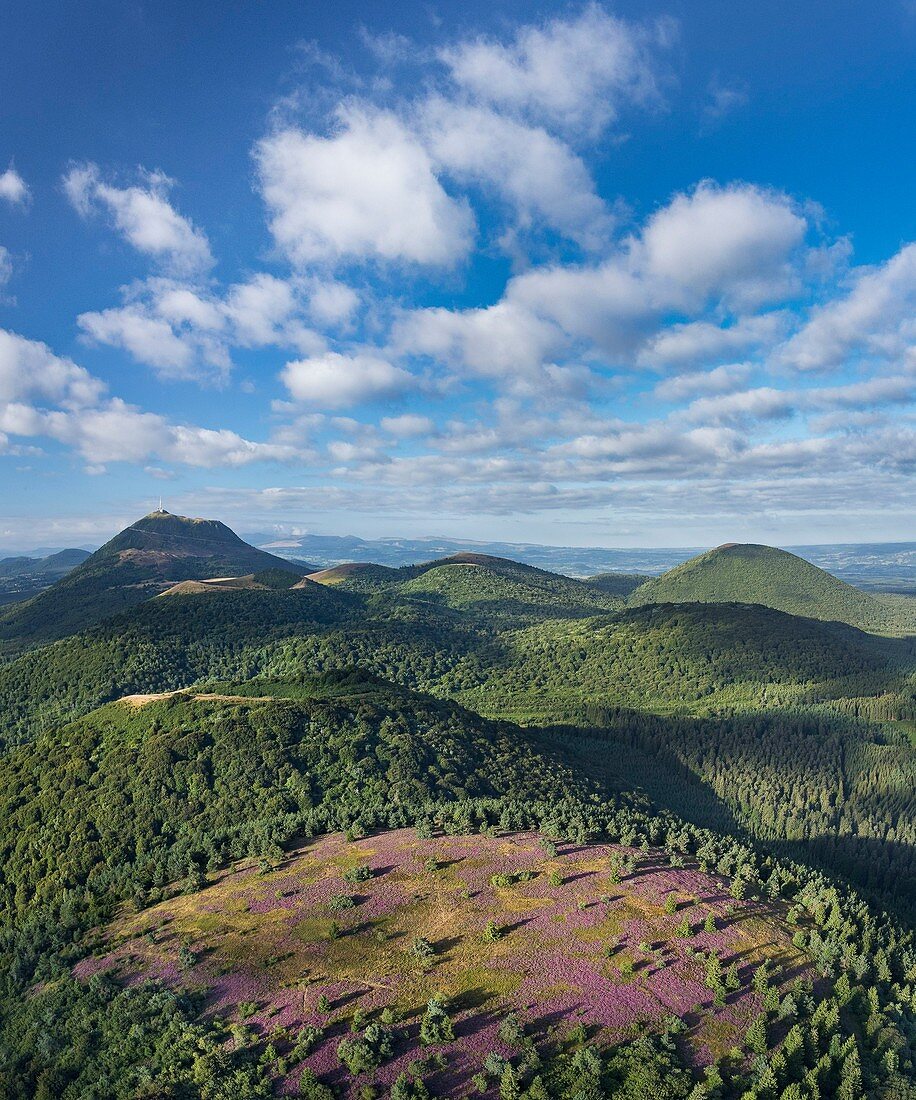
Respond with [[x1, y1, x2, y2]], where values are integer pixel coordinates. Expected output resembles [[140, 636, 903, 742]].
[[74, 830, 808, 1096]]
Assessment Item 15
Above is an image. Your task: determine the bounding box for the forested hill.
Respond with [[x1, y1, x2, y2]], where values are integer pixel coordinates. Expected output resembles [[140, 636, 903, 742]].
[[0, 510, 314, 653], [393, 556, 623, 618], [0, 548, 89, 578], [308, 551, 627, 613], [628, 542, 908, 631], [0, 678, 608, 921], [3, 581, 913, 751], [6, 521, 916, 1094], [4, 569, 916, 919], [7, 678, 916, 1097]]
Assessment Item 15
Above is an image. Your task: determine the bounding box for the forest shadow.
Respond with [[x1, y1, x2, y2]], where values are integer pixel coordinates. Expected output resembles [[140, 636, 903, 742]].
[[781, 833, 916, 924], [538, 707, 916, 924], [536, 721, 746, 838]]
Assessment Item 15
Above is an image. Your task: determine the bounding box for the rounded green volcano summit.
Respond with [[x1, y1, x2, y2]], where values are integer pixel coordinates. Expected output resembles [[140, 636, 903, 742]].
[[628, 543, 889, 630]]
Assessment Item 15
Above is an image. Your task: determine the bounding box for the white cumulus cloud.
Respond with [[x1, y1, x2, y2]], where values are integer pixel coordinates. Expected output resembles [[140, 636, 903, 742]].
[[381, 413, 435, 438], [637, 313, 789, 370], [777, 242, 916, 371], [0, 328, 105, 406], [77, 274, 332, 383], [393, 300, 566, 382], [78, 304, 203, 377], [0, 167, 29, 207], [654, 363, 753, 402], [440, 4, 672, 137], [684, 386, 795, 426], [256, 106, 475, 267], [637, 181, 807, 307], [282, 351, 414, 407], [63, 162, 214, 276], [420, 99, 611, 246], [0, 330, 307, 470]]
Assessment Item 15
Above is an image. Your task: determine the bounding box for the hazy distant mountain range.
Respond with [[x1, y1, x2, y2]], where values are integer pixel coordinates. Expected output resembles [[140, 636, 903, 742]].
[[0, 548, 92, 607], [6, 529, 915, 592], [251, 532, 916, 591], [251, 531, 699, 576]]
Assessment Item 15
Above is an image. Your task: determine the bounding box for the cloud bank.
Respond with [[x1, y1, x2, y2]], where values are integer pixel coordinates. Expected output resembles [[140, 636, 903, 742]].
[[2, 6, 915, 544]]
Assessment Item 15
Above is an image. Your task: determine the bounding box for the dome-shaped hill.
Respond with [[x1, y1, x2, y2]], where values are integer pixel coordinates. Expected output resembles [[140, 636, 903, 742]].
[[399, 561, 534, 601], [0, 547, 92, 608], [628, 543, 888, 631], [429, 551, 525, 568], [397, 557, 622, 619], [0, 547, 90, 579], [95, 511, 314, 575], [414, 551, 566, 578], [0, 511, 314, 652], [6, 677, 916, 1095]]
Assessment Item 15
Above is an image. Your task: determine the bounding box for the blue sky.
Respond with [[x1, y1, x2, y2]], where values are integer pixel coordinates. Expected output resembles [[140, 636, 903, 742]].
[[3, 1, 916, 549]]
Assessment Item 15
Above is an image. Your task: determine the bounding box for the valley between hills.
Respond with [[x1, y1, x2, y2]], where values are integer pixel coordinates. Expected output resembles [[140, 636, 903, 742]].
[[5, 510, 916, 1098]]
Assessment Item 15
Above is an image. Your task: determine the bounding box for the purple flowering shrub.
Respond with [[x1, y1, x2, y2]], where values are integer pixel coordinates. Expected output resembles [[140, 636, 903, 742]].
[[73, 829, 810, 1096]]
